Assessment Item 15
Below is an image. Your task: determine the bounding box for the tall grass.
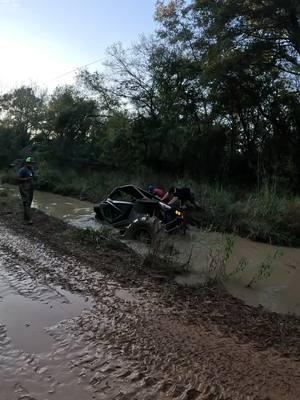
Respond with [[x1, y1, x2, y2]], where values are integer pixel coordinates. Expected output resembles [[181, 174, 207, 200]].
[[244, 185, 287, 219], [175, 179, 300, 246]]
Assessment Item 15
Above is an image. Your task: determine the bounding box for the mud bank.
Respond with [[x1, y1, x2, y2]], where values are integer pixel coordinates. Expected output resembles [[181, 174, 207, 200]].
[[0, 199, 300, 399]]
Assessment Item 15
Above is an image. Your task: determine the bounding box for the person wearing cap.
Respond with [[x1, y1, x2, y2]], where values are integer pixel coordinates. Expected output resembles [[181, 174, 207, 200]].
[[18, 157, 35, 224]]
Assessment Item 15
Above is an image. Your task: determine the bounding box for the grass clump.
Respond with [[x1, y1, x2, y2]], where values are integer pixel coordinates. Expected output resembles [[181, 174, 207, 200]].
[[72, 226, 131, 253], [202, 235, 246, 286], [186, 181, 299, 246], [243, 186, 287, 219], [246, 250, 282, 288], [143, 235, 191, 277], [73, 226, 115, 242]]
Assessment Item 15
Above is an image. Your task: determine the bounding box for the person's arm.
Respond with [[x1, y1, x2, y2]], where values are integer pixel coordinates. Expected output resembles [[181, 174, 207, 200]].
[[168, 196, 179, 205], [161, 192, 169, 202]]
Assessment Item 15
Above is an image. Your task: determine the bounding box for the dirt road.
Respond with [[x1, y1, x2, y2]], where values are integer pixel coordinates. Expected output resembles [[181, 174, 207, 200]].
[[0, 202, 300, 399]]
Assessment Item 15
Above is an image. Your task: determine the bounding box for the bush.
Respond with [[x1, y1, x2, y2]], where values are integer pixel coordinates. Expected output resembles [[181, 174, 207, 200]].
[[244, 185, 287, 219]]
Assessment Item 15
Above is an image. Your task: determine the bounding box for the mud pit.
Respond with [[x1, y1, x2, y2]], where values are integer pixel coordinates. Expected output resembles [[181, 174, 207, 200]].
[[3, 184, 300, 316], [0, 202, 300, 399]]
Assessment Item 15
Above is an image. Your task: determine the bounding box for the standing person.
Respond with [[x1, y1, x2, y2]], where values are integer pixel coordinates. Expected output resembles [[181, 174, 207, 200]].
[[18, 157, 34, 224]]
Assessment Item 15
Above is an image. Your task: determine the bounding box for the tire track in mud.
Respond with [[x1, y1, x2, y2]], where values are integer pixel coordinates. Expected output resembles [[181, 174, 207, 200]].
[[0, 222, 300, 399]]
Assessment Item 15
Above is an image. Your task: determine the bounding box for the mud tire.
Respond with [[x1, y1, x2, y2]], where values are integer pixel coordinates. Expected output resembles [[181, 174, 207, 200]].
[[95, 212, 104, 221], [124, 217, 160, 244]]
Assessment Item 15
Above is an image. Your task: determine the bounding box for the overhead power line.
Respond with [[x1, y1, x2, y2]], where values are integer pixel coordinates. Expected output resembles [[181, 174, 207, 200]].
[[48, 57, 103, 83]]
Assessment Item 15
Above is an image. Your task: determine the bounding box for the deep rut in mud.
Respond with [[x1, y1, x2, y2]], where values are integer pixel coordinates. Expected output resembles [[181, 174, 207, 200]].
[[0, 219, 300, 399]]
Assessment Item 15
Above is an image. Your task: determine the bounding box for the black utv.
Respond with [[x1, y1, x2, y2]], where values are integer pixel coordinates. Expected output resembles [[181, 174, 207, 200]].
[[94, 185, 186, 241]]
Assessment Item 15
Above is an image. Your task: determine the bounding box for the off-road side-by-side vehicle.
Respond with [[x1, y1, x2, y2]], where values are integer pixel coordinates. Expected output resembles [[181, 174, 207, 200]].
[[94, 185, 187, 242]]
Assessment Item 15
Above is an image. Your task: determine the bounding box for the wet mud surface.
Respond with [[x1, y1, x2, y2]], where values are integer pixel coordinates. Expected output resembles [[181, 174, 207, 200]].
[[0, 202, 300, 399]]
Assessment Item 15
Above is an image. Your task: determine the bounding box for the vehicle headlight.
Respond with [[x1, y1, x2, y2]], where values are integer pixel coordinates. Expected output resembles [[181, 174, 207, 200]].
[[175, 210, 183, 216]]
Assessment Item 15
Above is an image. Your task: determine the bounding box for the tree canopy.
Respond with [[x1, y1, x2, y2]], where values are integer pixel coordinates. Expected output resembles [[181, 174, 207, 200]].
[[0, 0, 299, 188]]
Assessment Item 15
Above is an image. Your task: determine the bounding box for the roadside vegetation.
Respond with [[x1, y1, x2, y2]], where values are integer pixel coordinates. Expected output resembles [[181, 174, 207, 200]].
[[2, 164, 300, 247]]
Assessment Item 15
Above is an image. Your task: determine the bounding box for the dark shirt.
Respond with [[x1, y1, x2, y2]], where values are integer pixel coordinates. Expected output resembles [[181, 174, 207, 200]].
[[173, 187, 192, 202], [18, 166, 33, 179], [18, 166, 34, 188]]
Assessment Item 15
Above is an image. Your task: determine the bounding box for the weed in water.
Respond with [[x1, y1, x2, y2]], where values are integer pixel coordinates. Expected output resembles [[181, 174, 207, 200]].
[[143, 234, 192, 277], [228, 256, 249, 278], [202, 235, 233, 285], [246, 250, 283, 288], [203, 235, 249, 285], [204, 245, 227, 285]]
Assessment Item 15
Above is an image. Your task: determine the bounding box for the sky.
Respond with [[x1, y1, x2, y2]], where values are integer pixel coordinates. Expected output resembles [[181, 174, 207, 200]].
[[0, 0, 157, 92]]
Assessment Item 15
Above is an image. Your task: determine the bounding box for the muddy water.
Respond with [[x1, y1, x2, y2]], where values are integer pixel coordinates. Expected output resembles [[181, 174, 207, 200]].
[[0, 223, 150, 400], [2, 184, 300, 316], [174, 230, 300, 315], [0, 247, 93, 353], [0, 248, 95, 399], [1, 194, 300, 399], [2, 184, 100, 229], [126, 228, 300, 315]]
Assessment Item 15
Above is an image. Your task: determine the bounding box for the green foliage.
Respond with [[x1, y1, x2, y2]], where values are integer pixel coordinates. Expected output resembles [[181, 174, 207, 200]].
[[0, 86, 46, 166], [203, 234, 237, 285], [244, 186, 287, 219], [45, 86, 100, 161], [0, 126, 19, 167], [73, 226, 114, 244], [0, 0, 299, 203], [155, 0, 300, 186]]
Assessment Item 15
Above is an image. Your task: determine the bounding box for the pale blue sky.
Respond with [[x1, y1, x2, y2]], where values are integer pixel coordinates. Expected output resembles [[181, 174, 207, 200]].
[[0, 0, 157, 91]]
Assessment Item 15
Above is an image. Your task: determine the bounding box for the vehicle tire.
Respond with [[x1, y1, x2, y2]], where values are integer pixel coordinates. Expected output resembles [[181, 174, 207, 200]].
[[94, 206, 104, 221], [95, 213, 104, 221], [124, 217, 160, 244]]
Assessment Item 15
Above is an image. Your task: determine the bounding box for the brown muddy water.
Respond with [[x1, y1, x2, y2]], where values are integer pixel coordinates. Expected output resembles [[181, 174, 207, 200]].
[[2, 184, 300, 316], [1, 184, 99, 229], [173, 230, 300, 316], [0, 238, 95, 399], [0, 222, 168, 400]]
